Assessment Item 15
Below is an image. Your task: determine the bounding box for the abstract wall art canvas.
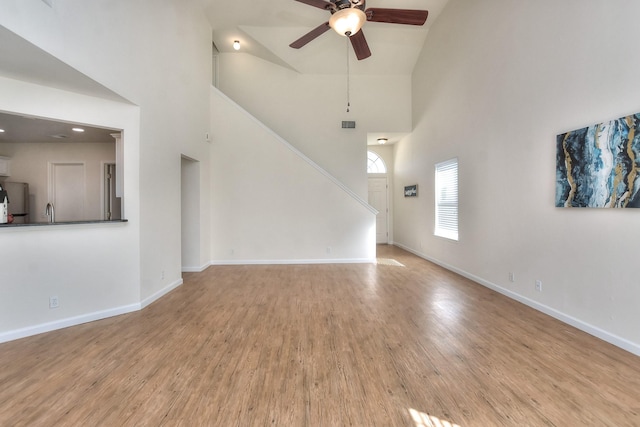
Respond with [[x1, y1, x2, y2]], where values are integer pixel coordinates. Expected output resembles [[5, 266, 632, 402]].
[[556, 113, 640, 208]]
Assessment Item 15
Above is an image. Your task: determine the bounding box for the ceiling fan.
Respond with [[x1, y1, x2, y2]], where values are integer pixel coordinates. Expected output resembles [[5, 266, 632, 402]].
[[289, 0, 429, 60]]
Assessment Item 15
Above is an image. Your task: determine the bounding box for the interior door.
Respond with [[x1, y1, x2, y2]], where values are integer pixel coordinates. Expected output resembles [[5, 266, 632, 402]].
[[50, 162, 85, 221], [368, 177, 388, 244]]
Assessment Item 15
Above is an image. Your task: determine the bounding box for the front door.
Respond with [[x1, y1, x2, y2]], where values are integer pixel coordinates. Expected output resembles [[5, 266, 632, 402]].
[[368, 177, 388, 244]]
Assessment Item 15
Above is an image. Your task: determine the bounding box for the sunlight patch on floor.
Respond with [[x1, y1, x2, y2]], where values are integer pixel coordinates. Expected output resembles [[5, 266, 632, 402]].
[[375, 258, 405, 267], [409, 408, 462, 427]]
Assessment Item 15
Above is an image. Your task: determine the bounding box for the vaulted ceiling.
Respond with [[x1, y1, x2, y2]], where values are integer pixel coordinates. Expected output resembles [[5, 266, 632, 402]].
[[204, 0, 450, 75], [0, 1, 450, 145], [0, 26, 122, 144]]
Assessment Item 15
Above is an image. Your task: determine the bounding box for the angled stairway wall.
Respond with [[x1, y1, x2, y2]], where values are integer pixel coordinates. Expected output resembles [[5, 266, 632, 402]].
[[210, 87, 377, 264]]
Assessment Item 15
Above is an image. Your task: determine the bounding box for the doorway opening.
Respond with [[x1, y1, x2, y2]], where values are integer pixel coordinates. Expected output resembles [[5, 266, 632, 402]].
[[103, 163, 121, 220], [367, 150, 389, 244], [181, 155, 201, 272]]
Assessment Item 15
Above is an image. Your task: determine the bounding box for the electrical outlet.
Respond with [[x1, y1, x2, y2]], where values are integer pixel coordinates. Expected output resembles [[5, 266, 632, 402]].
[[326, 246, 332, 254], [49, 296, 59, 309], [509, 272, 515, 282], [161, 270, 165, 280], [535, 280, 542, 292]]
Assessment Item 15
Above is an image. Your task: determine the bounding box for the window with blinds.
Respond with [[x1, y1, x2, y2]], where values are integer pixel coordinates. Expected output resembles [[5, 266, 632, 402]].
[[434, 158, 458, 241]]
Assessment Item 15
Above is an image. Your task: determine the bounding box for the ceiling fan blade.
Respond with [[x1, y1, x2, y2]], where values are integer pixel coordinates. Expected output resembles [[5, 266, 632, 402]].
[[289, 22, 331, 49], [349, 30, 371, 60], [365, 8, 428, 26], [294, 0, 333, 10]]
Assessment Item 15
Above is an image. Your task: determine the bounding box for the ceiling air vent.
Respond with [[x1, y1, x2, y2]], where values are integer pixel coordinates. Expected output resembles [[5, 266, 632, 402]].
[[341, 121, 356, 129]]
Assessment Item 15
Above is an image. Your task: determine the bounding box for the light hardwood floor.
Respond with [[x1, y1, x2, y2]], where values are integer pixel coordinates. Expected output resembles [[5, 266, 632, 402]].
[[1, 245, 639, 426]]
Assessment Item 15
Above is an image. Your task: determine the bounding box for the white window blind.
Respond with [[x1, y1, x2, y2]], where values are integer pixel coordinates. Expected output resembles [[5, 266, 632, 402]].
[[435, 158, 458, 241]]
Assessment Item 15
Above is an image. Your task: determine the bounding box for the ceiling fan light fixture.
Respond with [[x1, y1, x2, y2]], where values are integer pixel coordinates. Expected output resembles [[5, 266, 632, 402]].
[[329, 8, 366, 36]]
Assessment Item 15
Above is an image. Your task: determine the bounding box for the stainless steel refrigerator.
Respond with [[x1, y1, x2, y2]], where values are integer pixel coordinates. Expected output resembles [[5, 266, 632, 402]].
[[3, 182, 30, 224]]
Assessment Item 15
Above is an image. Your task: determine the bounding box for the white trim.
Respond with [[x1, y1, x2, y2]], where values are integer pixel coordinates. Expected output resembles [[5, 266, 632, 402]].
[[212, 87, 376, 215], [0, 303, 140, 344], [209, 258, 375, 266], [140, 278, 183, 309], [0, 278, 183, 344], [182, 263, 211, 273], [394, 242, 640, 357]]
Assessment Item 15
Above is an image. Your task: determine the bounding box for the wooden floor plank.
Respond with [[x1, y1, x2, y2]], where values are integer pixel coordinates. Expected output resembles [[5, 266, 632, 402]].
[[1, 245, 639, 426]]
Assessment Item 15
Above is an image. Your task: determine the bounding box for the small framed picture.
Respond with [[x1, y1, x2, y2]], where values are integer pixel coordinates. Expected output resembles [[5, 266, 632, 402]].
[[404, 184, 418, 197]]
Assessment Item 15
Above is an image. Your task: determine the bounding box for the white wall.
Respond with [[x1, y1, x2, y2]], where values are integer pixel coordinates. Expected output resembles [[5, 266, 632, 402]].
[[217, 53, 412, 199], [0, 0, 212, 302], [210, 88, 376, 263], [0, 77, 141, 340], [0, 0, 212, 339], [394, 0, 640, 354], [0, 142, 115, 221]]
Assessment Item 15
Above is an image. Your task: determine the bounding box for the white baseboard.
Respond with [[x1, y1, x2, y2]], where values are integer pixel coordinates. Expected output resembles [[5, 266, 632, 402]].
[[0, 278, 183, 344], [182, 263, 211, 273], [209, 258, 375, 266], [0, 303, 141, 344], [394, 243, 640, 357], [141, 278, 183, 309]]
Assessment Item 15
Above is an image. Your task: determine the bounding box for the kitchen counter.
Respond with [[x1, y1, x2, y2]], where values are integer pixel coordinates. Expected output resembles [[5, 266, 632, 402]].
[[0, 219, 128, 228]]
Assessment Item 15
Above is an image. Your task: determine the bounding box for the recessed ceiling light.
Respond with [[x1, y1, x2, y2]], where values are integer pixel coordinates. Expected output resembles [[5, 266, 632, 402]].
[[72, 127, 85, 132]]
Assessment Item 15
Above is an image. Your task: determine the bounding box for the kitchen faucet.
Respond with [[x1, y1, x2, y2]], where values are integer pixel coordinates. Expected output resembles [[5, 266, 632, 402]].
[[45, 202, 55, 223]]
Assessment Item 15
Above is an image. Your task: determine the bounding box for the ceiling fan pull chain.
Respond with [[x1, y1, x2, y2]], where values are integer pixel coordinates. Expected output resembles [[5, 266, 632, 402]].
[[346, 36, 350, 113]]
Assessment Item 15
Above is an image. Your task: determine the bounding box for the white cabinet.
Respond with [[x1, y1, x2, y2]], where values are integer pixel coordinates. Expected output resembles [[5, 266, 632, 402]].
[[0, 156, 10, 176]]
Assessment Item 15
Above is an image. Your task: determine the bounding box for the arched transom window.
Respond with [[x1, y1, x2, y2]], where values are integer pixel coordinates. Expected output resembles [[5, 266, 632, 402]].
[[367, 151, 387, 174]]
